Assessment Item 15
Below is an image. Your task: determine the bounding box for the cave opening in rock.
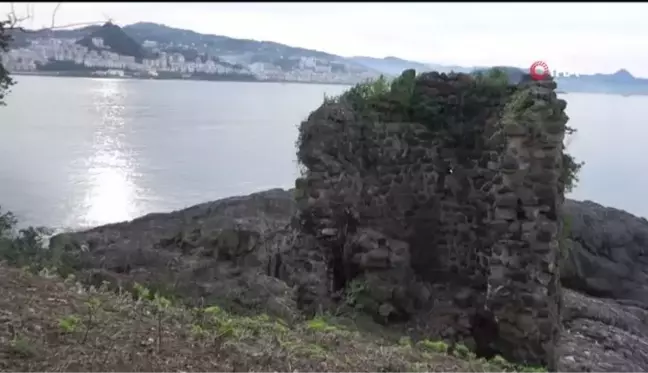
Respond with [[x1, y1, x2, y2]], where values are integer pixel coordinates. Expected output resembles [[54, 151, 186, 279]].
[[331, 207, 360, 293], [330, 250, 347, 293], [470, 309, 501, 359]]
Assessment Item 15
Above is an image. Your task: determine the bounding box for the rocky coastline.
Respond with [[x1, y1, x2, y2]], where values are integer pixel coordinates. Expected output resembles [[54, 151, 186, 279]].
[[45, 70, 648, 371], [44, 188, 648, 371], [5, 69, 647, 371]]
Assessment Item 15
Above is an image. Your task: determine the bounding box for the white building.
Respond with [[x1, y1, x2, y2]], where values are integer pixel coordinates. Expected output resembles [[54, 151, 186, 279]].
[[91, 37, 105, 48]]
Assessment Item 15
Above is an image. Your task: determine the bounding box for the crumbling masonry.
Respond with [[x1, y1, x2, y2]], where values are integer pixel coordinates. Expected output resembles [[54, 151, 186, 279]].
[[293, 71, 567, 369]]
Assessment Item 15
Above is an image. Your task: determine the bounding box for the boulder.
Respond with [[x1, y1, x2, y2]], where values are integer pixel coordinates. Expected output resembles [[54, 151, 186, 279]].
[[50, 188, 300, 319], [562, 199, 648, 303], [559, 289, 648, 371]]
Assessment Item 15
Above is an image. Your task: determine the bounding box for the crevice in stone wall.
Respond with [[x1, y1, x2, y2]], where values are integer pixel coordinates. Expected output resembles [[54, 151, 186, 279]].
[[516, 198, 526, 220], [267, 252, 282, 279], [329, 250, 346, 293], [471, 309, 501, 359]]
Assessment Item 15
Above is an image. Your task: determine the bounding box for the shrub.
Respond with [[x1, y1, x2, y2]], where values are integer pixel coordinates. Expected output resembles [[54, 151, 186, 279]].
[[0, 207, 80, 276], [0, 20, 15, 106]]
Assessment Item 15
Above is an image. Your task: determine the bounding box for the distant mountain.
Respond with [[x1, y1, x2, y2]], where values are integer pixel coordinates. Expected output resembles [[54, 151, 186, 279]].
[[77, 22, 147, 60], [347, 56, 434, 76], [348, 56, 479, 76], [7, 25, 100, 48], [9, 21, 648, 95], [556, 69, 648, 95], [468, 66, 648, 95], [123, 22, 338, 60], [6, 22, 477, 78], [121, 22, 372, 73]]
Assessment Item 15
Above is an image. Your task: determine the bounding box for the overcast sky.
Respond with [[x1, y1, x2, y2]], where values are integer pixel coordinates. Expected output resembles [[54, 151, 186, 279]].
[[3, 2, 648, 76]]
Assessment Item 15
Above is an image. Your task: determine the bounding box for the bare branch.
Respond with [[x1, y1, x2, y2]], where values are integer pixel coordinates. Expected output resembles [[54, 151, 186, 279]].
[[7, 2, 30, 28], [45, 21, 104, 31], [51, 2, 61, 29], [4, 2, 105, 35], [23, 3, 32, 27]]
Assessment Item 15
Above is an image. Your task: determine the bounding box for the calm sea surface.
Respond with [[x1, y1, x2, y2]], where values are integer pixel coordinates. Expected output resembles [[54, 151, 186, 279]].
[[0, 76, 645, 228]]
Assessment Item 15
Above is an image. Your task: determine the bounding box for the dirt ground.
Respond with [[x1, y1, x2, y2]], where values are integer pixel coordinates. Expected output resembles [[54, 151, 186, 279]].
[[0, 262, 530, 372]]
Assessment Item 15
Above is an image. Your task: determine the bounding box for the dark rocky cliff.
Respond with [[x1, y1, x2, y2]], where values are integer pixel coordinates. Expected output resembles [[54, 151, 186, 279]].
[[48, 70, 648, 371], [562, 199, 648, 303]]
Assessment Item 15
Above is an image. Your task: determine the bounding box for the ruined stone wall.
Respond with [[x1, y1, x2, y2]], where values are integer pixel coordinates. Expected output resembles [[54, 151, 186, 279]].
[[485, 79, 567, 369], [294, 101, 441, 318], [293, 71, 567, 369]]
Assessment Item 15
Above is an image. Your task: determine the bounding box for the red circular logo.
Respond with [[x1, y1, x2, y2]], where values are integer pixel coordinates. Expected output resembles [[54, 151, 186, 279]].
[[529, 61, 550, 80]]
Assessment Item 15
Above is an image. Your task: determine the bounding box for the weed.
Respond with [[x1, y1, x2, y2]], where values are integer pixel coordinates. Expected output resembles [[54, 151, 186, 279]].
[[58, 315, 81, 333], [345, 278, 369, 310], [0, 261, 549, 372], [417, 339, 449, 354], [8, 335, 35, 358], [81, 296, 102, 344], [133, 282, 151, 301], [306, 315, 340, 333]]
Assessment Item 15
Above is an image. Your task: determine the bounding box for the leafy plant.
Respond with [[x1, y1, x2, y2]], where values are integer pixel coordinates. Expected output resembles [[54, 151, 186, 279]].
[[305, 315, 339, 333], [562, 150, 584, 194], [152, 293, 171, 352], [0, 20, 15, 106], [8, 335, 35, 358], [81, 296, 102, 344], [58, 315, 81, 333], [0, 211, 81, 278], [417, 339, 449, 354], [133, 282, 151, 301], [344, 278, 369, 310]]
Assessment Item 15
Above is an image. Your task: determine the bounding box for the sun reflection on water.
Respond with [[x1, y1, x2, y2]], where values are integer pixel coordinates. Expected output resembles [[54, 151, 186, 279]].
[[81, 79, 140, 226]]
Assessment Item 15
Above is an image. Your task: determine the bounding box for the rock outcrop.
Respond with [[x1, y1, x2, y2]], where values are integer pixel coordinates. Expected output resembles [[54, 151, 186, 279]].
[[562, 199, 648, 303], [559, 289, 648, 372], [50, 188, 300, 320], [293, 71, 566, 368], [48, 70, 648, 371], [51, 189, 648, 371]]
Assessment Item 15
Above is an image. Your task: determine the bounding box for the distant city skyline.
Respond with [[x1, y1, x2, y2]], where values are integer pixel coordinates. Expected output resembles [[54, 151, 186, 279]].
[[2, 2, 647, 77]]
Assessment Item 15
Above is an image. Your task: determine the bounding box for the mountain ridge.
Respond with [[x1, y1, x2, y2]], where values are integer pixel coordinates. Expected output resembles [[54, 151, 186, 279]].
[[76, 22, 148, 60], [9, 21, 648, 93], [12, 21, 643, 77]]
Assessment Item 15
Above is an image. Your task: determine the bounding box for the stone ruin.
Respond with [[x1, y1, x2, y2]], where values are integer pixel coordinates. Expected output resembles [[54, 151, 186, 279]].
[[292, 70, 568, 370]]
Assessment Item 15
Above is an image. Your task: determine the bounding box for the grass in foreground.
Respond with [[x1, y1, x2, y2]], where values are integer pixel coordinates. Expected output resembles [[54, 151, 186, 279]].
[[0, 262, 542, 372]]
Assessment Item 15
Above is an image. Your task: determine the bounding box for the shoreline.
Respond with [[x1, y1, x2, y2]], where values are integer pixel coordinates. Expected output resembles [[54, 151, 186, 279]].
[[11, 71, 355, 86], [14, 71, 648, 95]]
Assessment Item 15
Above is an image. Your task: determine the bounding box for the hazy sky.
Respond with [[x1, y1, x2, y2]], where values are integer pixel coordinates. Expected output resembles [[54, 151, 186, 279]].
[[3, 2, 648, 76]]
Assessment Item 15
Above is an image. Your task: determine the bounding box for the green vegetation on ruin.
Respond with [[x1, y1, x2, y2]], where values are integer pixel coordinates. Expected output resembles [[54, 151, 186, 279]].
[[313, 68, 582, 193]]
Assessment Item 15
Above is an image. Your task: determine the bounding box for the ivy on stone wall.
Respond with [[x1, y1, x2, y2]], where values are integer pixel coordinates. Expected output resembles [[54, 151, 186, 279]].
[[307, 68, 582, 193], [562, 140, 584, 194]]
